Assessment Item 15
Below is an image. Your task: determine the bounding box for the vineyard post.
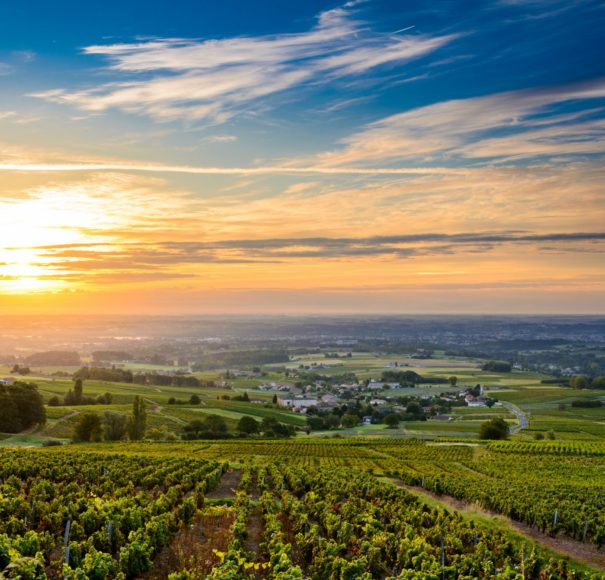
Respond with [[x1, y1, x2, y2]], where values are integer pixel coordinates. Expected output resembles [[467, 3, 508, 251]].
[[553, 510, 558, 525], [583, 520, 589, 542], [64, 520, 71, 565], [440, 535, 445, 580]]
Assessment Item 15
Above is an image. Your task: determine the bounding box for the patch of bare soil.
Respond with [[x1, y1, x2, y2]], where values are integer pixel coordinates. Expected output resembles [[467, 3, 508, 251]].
[[138, 508, 235, 579], [205, 469, 242, 499], [244, 506, 264, 557]]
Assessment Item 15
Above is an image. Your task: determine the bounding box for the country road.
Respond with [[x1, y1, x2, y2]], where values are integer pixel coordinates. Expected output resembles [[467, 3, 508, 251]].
[[501, 401, 529, 432]]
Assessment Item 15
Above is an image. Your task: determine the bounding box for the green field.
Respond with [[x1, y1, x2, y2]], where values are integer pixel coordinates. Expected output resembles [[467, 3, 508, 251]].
[[2, 352, 604, 445]]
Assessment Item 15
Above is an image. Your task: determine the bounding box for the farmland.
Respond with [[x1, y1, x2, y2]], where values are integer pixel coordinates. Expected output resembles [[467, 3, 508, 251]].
[[1, 322, 605, 577], [1, 439, 604, 578]]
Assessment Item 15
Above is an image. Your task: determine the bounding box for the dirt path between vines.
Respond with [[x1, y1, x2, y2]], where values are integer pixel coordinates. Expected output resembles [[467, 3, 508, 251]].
[[390, 479, 605, 571], [205, 469, 242, 499], [138, 508, 235, 579]]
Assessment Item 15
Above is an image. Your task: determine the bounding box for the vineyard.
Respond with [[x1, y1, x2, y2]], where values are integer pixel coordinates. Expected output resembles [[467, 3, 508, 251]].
[[0, 439, 604, 578]]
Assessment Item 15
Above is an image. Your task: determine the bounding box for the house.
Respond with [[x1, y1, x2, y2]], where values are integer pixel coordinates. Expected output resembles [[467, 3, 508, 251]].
[[430, 415, 453, 421], [465, 395, 487, 408], [0, 377, 16, 385], [319, 394, 339, 405], [370, 398, 387, 406], [277, 396, 318, 412], [259, 383, 291, 392], [362, 416, 373, 425], [337, 383, 361, 391]]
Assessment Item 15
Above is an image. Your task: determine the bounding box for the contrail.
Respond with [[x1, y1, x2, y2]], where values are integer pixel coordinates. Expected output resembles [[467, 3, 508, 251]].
[[392, 25, 415, 34], [0, 162, 469, 176]]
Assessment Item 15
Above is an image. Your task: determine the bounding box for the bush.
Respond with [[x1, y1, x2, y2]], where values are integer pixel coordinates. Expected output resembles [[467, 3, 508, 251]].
[[479, 418, 509, 440], [74, 413, 102, 442]]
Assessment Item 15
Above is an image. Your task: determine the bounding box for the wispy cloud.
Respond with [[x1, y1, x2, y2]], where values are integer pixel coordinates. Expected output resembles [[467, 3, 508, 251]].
[[31, 4, 457, 123], [0, 161, 470, 176], [309, 78, 605, 166], [26, 231, 605, 284], [202, 134, 238, 143]]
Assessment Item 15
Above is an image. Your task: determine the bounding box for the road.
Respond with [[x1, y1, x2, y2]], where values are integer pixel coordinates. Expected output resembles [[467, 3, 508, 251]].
[[501, 401, 529, 432]]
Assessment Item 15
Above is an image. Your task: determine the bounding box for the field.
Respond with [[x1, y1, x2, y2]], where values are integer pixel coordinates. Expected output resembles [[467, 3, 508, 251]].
[[0, 439, 604, 578], [2, 351, 605, 576], [2, 351, 605, 445]]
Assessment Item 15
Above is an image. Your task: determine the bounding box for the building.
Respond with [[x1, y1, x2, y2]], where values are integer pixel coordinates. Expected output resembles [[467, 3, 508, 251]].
[[319, 394, 339, 405], [277, 396, 318, 412], [370, 398, 387, 406], [367, 381, 400, 390], [465, 395, 487, 408], [258, 383, 291, 392]]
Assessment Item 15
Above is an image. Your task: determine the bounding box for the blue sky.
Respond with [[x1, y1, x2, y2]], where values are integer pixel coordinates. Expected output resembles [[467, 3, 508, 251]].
[[0, 1, 604, 313]]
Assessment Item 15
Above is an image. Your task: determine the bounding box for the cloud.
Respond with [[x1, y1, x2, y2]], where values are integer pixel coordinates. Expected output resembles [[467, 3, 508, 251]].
[[202, 134, 238, 143], [31, 4, 456, 123], [30, 230, 605, 274], [309, 77, 605, 166], [0, 160, 470, 176]]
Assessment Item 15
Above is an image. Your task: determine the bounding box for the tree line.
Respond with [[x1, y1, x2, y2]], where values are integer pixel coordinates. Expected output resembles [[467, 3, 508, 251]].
[[74, 396, 147, 442], [73, 366, 214, 388]]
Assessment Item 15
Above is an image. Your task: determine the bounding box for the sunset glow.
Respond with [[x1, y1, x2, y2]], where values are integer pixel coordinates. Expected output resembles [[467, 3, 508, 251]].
[[1, 1, 604, 314]]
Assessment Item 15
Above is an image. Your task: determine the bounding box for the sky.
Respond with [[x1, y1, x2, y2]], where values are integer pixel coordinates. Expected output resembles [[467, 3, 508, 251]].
[[1, 0, 604, 315]]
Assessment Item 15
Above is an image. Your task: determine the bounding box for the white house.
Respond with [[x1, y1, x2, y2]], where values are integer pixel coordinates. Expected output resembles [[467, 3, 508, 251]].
[[278, 396, 318, 412], [370, 398, 387, 406]]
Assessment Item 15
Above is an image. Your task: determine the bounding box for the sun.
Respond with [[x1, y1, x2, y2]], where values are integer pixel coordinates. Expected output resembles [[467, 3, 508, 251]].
[[0, 185, 119, 295]]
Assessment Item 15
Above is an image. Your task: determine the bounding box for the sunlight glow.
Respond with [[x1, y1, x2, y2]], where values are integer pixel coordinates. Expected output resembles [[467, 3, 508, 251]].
[[0, 187, 121, 294]]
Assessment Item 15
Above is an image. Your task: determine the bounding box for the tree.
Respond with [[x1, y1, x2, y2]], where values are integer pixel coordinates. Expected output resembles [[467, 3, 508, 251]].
[[341, 414, 359, 428], [204, 414, 228, 437], [324, 414, 340, 430], [570, 375, 588, 389], [272, 394, 278, 405], [190, 394, 201, 405], [8, 382, 46, 430], [261, 417, 294, 438], [182, 415, 229, 439], [182, 420, 205, 440], [481, 361, 512, 373], [48, 396, 61, 407], [0, 388, 22, 432], [127, 396, 146, 440], [384, 413, 400, 429], [242, 391, 250, 402], [103, 411, 127, 441], [448, 376, 458, 387], [74, 413, 102, 442], [74, 378, 84, 405], [237, 415, 260, 436], [64, 389, 76, 405], [592, 376, 605, 389], [479, 417, 509, 440], [96, 392, 113, 404]]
